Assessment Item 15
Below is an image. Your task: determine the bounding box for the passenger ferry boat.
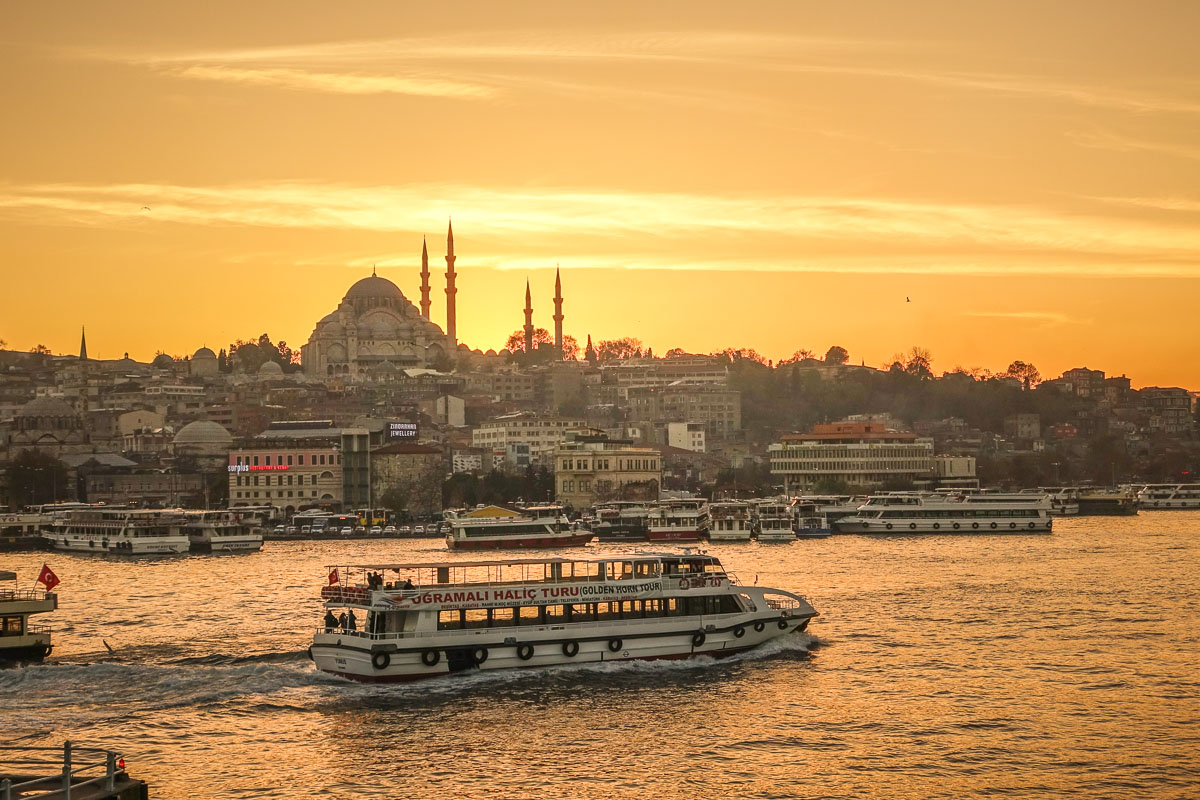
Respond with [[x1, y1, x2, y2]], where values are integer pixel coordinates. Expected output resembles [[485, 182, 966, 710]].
[[182, 510, 264, 553], [646, 499, 709, 542], [789, 500, 832, 538], [1077, 487, 1139, 516], [47, 509, 190, 555], [1137, 484, 1200, 510], [707, 501, 753, 542], [835, 492, 1053, 534], [797, 495, 866, 529], [588, 502, 652, 541], [1022, 487, 1080, 516], [753, 499, 795, 543], [444, 505, 593, 550], [310, 553, 817, 682], [0, 571, 56, 664]]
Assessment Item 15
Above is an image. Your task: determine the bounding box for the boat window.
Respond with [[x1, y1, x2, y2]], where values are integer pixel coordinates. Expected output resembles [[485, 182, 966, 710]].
[[1, 616, 23, 636], [595, 602, 620, 622], [437, 610, 463, 630], [641, 599, 664, 617], [620, 600, 638, 618], [570, 603, 595, 622], [518, 606, 541, 626], [543, 605, 565, 624], [489, 607, 515, 627], [633, 561, 660, 578], [464, 608, 489, 629]]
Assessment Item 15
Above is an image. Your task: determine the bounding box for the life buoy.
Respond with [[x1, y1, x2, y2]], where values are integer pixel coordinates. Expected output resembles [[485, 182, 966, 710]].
[[562, 641, 579, 657], [972, 522, 979, 529], [1028, 522, 1036, 529], [607, 638, 622, 653], [421, 649, 440, 667], [472, 647, 488, 665], [885, 523, 893, 530], [932, 523, 940, 530], [516, 644, 534, 661], [909, 523, 917, 530], [1009, 522, 1017, 529], [678, 579, 688, 589], [778, 619, 789, 629], [733, 625, 746, 638], [692, 631, 706, 648], [754, 621, 765, 633], [371, 651, 390, 670], [990, 522, 998, 529], [953, 523, 960, 530]]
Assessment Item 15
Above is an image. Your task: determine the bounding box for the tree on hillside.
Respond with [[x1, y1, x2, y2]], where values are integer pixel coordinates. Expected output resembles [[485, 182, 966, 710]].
[[6, 450, 70, 507], [596, 338, 644, 361], [665, 348, 688, 358], [505, 328, 553, 353], [229, 334, 299, 372], [824, 345, 849, 365], [779, 349, 816, 365], [1004, 360, 1041, 389], [712, 348, 768, 365], [29, 344, 51, 355]]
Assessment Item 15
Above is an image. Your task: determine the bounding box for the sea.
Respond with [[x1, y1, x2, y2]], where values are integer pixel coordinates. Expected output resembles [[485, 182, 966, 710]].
[[2, 512, 1198, 799]]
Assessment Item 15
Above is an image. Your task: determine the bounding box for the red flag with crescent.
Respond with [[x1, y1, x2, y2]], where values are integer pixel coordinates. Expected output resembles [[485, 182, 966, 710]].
[[37, 563, 60, 591], [328, 568, 339, 586]]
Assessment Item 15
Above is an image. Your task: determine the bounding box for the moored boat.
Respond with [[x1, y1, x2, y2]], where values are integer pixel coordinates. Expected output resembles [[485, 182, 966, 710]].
[[183, 510, 264, 553], [1077, 487, 1139, 516], [588, 502, 651, 541], [310, 553, 817, 682], [47, 509, 190, 555], [1136, 483, 1200, 510], [0, 571, 56, 664], [707, 501, 753, 542], [444, 505, 593, 550], [753, 499, 795, 543], [646, 499, 709, 542], [835, 491, 1053, 534]]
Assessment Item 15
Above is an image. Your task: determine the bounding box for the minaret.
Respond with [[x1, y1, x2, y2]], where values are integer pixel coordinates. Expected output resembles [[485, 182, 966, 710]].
[[552, 266, 564, 360], [523, 279, 535, 354], [444, 219, 457, 348], [585, 334, 597, 365], [79, 326, 88, 361], [419, 237, 431, 319]]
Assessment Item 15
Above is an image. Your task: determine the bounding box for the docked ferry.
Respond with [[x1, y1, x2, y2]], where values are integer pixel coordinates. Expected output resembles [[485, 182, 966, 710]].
[[0, 571, 56, 664], [753, 499, 795, 543], [310, 553, 817, 682], [646, 499, 709, 542], [835, 492, 1053, 534], [1022, 487, 1080, 516], [444, 505, 593, 550], [47, 509, 190, 555], [1137, 484, 1200, 510], [1077, 487, 1139, 516], [588, 502, 652, 541], [707, 501, 754, 542], [182, 510, 264, 553]]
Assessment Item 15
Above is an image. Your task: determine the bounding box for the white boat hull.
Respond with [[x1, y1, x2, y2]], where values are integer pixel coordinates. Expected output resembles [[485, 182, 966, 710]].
[[48, 533, 190, 555], [311, 614, 810, 682], [837, 518, 1052, 534]]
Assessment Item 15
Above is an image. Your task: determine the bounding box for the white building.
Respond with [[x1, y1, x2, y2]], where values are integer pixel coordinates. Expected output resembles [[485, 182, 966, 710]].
[[471, 412, 587, 464], [768, 422, 934, 492], [667, 422, 706, 453]]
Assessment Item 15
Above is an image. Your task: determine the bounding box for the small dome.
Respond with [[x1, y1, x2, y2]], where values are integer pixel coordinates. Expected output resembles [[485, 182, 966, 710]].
[[18, 396, 77, 418], [193, 347, 217, 359], [173, 420, 232, 446], [258, 360, 284, 376], [152, 353, 175, 368], [344, 275, 405, 302]]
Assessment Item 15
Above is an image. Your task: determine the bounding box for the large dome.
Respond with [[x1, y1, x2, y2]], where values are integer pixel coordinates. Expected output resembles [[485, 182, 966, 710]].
[[344, 275, 405, 302], [173, 420, 232, 446], [17, 396, 77, 418], [193, 347, 217, 359]]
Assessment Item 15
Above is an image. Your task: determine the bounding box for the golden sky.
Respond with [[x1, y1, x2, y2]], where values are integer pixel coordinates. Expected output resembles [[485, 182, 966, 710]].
[[2, 1, 1198, 387]]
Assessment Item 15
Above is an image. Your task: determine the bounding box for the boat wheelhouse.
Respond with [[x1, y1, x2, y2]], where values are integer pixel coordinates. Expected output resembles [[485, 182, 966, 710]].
[[789, 500, 832, 538], [444, 505, 593, 550], [645, 499, 709, 542], [1137, 484, 1200, 510], [753, 499, 795, 543], [310, 553, 817, 682], [48, 509, 190, 555], [588, 502, 651, 541], [0, 571, 56, 664], [707, 501, 753, 542], [835, 492, 1053, 534], [182, 510, 264, 553]]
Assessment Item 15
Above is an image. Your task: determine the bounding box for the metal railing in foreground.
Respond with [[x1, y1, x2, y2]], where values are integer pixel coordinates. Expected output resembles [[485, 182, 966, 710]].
[[0, 741, 126, 799]]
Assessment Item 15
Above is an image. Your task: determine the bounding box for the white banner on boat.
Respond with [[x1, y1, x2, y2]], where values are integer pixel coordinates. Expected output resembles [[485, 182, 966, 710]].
[[383, 577, 728, 610]]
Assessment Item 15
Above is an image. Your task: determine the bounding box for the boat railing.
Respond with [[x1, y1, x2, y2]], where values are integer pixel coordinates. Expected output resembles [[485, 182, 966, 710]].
[[324, 569, 733, 599], [24, 623, 52, 636], [0, 589, 51, 602], [0, 741, 126, 800]]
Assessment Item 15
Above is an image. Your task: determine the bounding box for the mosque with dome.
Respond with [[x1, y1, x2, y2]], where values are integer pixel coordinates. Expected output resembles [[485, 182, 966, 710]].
[[301, 221, 462, 378]]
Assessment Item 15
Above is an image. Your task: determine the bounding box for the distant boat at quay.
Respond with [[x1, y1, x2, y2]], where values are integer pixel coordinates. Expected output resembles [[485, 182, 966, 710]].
[[310, 552, 817, 682], [834, 491, 1054, 534], [444, 505, 593, 550]]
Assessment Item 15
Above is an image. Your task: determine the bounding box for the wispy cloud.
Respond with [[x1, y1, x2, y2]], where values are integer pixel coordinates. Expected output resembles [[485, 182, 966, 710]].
[[959, 311, 1085, 325], [1068, 130, 1200, 162], [3, 180, 1200, 277], [174, 65, 493, 99]]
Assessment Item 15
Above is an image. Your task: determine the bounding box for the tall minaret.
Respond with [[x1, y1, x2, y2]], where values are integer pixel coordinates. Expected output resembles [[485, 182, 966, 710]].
[[419, 236, 431, 319], [552, 266, 564, 360], [444, 219, 457, 348], [79, 326, 88, 361], [523, 279, 535, 354]]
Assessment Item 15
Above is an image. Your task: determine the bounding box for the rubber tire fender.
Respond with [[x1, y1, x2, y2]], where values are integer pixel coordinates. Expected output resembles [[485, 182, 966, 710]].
[[516, 643, 534, 661], [778, 619, 790, 629], [472, 646, 489, 665], [607, 638, 623, 653], [562, 641, 579, 658], [753, 621, 766, 633], [885, 523, 893, 530], [692, 631, 706, 648], [733, 625, 746, 639], [421, 649, 441, 667], [371, 651, 390, 670]]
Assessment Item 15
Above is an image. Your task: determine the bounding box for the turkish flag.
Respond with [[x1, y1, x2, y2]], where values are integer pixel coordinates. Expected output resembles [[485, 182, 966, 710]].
[[328, 568, 339, 586], [37, 563, 60, 591]]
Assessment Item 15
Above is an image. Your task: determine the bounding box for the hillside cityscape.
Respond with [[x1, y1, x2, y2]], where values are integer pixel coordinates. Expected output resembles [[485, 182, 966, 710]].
[[2, 230, 1195, 517]]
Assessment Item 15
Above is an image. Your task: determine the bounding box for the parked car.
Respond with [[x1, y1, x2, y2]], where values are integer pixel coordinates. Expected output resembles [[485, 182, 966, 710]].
[[398, 525, 411, 535], [369, 525, 383, 535], [340, 526, 353, 535], [382, 525, 397, 534], [354, 525, 366, 533], [300, 525, 311, 534], [272, 525, 286, 535], [413, 525, 425, 535]]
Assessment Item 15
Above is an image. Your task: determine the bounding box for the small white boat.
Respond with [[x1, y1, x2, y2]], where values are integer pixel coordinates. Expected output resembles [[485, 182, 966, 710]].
[[444, 505, 593, 550], [310, 552, 817, 682], [1137, 483, 1200, 510], [183, 510, 264, 553], [47, 509, 190, 555], [707, 501, 753, 542], [754, 499, 795, 543]]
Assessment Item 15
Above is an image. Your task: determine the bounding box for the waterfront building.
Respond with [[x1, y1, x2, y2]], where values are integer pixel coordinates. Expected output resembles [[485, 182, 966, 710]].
[[472, 412, 587, 464], [553, 433, 661, 509], [600, 356, 729, 400], [768, 422, 935, 492]]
